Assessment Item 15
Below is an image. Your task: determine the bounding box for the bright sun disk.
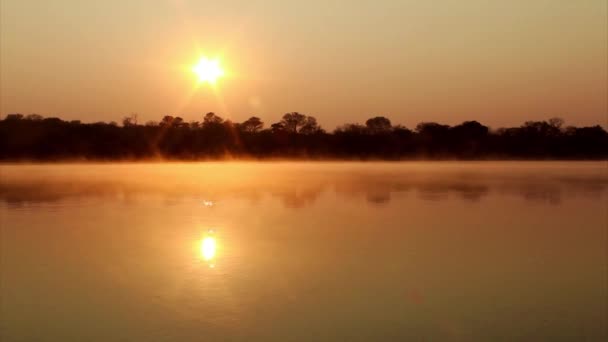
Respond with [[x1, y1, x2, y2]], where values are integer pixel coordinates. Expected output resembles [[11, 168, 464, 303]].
[[192, 57, 224, 84]]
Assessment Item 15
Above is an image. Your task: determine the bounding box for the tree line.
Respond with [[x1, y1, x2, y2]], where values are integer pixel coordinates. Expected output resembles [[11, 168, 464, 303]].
[[0, 112, 606, 160]]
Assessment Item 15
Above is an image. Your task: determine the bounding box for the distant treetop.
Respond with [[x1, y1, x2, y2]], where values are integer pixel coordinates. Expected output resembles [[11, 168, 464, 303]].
[[0, 113, 606, 160]]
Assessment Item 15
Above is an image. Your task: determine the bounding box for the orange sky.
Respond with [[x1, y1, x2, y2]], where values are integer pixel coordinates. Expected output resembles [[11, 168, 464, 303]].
[[1, 0, 606, 129]]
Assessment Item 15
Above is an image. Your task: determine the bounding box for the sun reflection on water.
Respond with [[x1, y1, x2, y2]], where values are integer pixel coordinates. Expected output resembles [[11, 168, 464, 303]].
[[201, 236, 216, 260], [200, 231, 218, 267]]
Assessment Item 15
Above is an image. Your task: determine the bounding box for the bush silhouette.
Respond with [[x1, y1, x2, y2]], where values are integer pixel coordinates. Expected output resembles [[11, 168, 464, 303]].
[[0, 113, 606, 160]]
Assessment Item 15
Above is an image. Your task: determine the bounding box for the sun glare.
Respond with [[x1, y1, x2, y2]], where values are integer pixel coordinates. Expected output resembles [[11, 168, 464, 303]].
[[201, 236, 217, 261], [192, 57, 224, 84]]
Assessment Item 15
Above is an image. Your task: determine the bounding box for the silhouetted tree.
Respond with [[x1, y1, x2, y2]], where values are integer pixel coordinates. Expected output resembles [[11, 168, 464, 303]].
[[271, 122, 285, 132], [203, 112, 223, 126], [416, 122, 450, 136], [122, 113, 138, 127], [548, 117, 564, 131], [0, 114, 605, 160], [449, 121, 489, 157], [160, 115, 175, 126], [26, 114, 43, 121], [299, 116, 323, 134], [451, 121, 488, 138], [276, 112, 323, 134], [366, 116, 392, 133], [5, 114, 23, 121], [241, 116, 264, 133], [393, 125, 413, 136], [280, 112, 307, 133], [335, 123, 366, 134]]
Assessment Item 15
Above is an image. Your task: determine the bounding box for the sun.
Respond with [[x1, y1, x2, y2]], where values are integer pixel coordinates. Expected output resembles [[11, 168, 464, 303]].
[[192, 57, 224, 84], [200, 236, 216, 261]]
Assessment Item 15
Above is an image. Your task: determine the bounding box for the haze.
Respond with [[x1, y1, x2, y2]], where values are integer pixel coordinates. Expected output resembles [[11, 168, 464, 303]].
[[1, 0, 606, 129]]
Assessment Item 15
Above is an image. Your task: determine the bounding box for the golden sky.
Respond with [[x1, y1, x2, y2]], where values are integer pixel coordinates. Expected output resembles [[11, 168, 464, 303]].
[[1, 0, 606, 129]]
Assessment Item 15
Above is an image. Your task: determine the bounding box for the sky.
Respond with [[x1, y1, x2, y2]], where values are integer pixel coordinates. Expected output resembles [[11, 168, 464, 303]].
[[1, 0, 606, 129]]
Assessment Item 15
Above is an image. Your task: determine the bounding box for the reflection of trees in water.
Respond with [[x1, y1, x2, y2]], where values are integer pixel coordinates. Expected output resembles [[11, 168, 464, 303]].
[[334, 179, 406, 206], [510, 185, 562, 205], [416, 183, 489, 202], [271, 186, 325, 209], [366, 191, 391, 206], [2, 168, 606, 208]]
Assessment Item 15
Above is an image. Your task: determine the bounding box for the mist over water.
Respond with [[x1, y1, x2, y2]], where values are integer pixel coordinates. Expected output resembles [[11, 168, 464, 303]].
[[1, 162, 606, 340]]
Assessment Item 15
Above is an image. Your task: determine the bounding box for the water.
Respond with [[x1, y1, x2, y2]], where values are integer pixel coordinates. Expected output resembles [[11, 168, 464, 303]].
[[1, 162, 606, 341]]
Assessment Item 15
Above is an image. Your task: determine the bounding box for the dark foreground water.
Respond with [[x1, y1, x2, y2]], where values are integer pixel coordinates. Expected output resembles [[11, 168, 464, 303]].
[[1, 162, 606, 341]]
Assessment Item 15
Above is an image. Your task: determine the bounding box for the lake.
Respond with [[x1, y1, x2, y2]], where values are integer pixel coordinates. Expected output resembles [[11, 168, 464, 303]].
[[1, 162, 606, 341]]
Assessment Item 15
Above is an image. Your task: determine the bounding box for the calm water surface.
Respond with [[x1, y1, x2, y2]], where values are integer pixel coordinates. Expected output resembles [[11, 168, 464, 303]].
[[1, 162, 607, 341]]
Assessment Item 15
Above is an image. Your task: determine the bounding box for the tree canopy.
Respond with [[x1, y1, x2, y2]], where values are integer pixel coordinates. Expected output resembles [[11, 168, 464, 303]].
[[0, 113, 606, 160]]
